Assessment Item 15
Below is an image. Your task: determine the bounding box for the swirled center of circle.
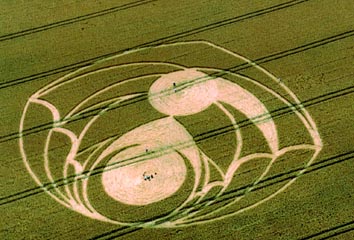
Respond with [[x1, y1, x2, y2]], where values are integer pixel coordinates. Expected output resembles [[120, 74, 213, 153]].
[[102, 146, 187, 206]]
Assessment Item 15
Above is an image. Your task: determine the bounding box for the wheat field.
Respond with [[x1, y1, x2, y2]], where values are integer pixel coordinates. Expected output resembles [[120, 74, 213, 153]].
[[1, 1, 354, 239]]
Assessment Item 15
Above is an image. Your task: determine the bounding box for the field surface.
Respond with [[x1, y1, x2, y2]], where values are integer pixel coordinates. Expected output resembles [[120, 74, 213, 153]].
[[1, 1, 354, 239]]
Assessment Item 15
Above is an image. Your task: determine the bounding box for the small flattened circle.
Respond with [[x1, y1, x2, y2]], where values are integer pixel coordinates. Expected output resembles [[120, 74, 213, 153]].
[[148, 68, 218, 116]]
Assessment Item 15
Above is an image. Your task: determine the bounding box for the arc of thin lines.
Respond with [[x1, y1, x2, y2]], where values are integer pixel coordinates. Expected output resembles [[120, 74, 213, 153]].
[[78, 94, 159, 225], [54, 94, 141, 212], [194, 152, 225, 202], [191, 102, 243, 206], [74, 138, 115, 215], [215, 101, 243, 192], [177, 144, 320, 226], [174, 152, 275, 225], [30, 69, 179, 207], [58, 93, 146, 220], [177, 101, 244, 222], [23, 71, 165, 215], [71, 94, 147, 224], [19, 100, 71, 209], [69, 96, 133, 117], [58, 128, 82, 204], [27, 98, 72, 203], [76, 94, 145, 220], [29, 89, 150, 208]]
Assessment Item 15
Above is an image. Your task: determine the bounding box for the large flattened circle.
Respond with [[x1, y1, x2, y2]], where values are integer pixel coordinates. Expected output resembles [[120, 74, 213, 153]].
[[102, 145, 187, 206]]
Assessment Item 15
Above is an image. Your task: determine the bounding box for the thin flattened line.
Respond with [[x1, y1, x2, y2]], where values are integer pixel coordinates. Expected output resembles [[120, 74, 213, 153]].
[[138, 0, 311, 45], [233, 30, 354, 71], [300, 220, 354, 240], [0, 0, 157, 42], [0, 0, 313, 89], [319, 227, 354, 240]]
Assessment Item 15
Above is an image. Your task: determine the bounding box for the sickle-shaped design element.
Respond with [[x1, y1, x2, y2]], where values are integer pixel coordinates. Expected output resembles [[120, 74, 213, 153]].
[[214, 78, 278, 153]]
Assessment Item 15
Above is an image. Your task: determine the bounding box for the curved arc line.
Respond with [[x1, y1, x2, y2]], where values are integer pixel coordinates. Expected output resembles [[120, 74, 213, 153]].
[[74, 139, 114, 213], [31, 100, 72, 203], [42, 129, 71, 203], [176, 178, 297, 227], [64, 74, 162, 119], [174, 152, 275, 225], [52, 127, 82, 205], [27, 98, 71, 201], [74, 93, 146, 220], [214, 101, 243, 190], [176, 148, 323, 229]]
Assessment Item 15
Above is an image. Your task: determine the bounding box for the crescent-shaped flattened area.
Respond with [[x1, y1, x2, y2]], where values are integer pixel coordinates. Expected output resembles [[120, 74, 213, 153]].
[[215, 79, 279, 153]]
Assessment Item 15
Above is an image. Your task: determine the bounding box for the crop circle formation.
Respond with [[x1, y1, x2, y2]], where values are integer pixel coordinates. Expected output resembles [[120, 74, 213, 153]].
[[20, 41, 322, 228]]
